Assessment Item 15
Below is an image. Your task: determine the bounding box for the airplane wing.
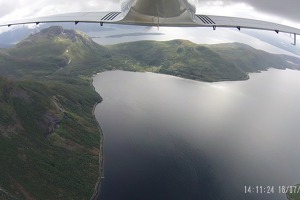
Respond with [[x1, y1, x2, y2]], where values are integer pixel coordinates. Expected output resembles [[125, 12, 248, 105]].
[[193, 15, 300, 45], [0, 11, 299, 44], [0, 12, 124, 27], [194, 15, 300, 35], [2, 11, 299, 34]]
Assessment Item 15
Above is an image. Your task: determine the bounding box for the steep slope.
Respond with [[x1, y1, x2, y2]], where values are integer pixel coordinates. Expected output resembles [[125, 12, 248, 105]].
[[0, 27, 104, 200], [0, 26, 110, 79], [0, 76, 101, 200]]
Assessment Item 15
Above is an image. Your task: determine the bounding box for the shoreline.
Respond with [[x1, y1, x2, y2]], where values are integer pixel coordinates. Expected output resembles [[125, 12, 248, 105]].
[[91, 102, 104, 200], [90, 76, 104, 200]]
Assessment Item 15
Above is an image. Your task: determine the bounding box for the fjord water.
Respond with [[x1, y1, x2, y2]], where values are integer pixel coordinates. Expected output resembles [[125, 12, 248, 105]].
[[93, 69, 300, 200]]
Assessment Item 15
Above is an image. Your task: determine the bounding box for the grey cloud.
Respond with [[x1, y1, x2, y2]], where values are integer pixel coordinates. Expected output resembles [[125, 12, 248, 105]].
[[0, 1, 19, 17], [198, 0, 300, 23]]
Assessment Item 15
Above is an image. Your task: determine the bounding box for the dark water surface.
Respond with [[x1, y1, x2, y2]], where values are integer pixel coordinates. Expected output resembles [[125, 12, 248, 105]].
[[93, 69, 300, 200]]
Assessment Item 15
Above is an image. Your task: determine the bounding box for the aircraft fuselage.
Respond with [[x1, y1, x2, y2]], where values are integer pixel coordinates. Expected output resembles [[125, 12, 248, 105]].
[[126, 0, 196, 18]]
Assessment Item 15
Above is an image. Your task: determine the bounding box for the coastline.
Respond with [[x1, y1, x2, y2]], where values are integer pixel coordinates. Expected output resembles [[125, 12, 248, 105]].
[[91, 102, 104, 200]]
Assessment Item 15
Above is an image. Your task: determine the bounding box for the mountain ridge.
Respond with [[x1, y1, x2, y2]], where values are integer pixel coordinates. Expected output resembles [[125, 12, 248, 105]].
[[2, 26, 300, 81], [107, 39, 300, 81]]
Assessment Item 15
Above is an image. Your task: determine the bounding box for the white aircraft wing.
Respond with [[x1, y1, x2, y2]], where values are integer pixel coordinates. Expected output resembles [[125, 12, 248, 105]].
[[0, 12, 124, 27], [194, 15, 300, 35], [0, 11, 299, 44]]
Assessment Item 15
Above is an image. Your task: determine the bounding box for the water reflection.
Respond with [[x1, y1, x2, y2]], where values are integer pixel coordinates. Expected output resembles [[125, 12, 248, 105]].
[[93, 69, 300, 200]]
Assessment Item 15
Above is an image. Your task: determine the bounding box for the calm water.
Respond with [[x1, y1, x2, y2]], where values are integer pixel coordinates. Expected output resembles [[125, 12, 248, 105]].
[[93, 69, 300, 200]]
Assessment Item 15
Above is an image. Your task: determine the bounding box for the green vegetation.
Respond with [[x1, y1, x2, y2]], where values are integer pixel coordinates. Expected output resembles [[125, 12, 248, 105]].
[[107, 40, 300, 82], [1, 26, 300, 199], [208, 42, 296, 72], [287, 185, 300, 200], [0, 76, 101, 199], [0, 26, 103, 200]]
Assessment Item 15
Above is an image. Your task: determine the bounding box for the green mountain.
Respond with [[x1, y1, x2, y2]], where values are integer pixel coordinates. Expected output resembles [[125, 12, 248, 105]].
[[2, 26, 300, 81], [1, 26, 300, 199], [108, 40, 300, 81], [0, 26, 104, 200], [0, 26, 111, 79], [0, 77, 102, 200], [208, 42, 300, 72]]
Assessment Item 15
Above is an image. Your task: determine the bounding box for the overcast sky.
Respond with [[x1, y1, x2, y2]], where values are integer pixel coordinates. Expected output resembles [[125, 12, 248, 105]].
[[0, 0, 299, 27], [196, 0, 300, 28]]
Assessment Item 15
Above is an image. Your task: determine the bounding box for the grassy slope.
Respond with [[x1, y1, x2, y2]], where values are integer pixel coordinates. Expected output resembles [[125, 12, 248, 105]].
[[1, 26, 300, 199], [107, 40, 247, 81], [0, 27, 105, 200], [108, 40, 300, 82], [0, 77, 101, 200], [208, 42, 298, 72]]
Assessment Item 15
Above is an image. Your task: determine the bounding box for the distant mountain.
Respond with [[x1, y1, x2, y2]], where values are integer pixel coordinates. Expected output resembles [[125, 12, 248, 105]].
[[0, 28, 32, 46], [108, 40, 300, 81], [105, 32, 164, 38], [0, 43, 13, 48], [209, 42, 300, 71], [1, 26, 300, 199]]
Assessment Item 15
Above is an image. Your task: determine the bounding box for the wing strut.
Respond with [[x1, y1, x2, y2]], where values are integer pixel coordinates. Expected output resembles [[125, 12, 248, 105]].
[[293, 33, 297, 46]]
